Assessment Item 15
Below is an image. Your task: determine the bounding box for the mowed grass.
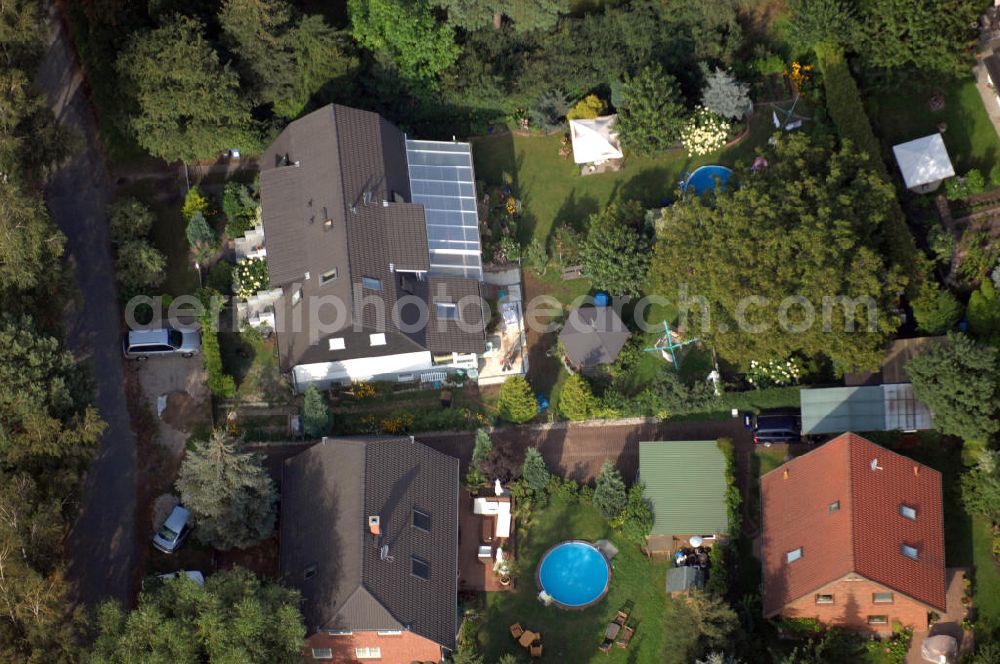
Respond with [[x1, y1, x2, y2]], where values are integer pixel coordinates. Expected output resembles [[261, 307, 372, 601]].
[[471, 114, 773, 248], [477, 494, 682, 664], [865, 77, 1000, 174]]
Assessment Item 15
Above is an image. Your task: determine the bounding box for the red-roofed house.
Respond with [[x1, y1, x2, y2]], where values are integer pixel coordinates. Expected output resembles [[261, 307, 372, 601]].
[[760, 433, 946, 634]]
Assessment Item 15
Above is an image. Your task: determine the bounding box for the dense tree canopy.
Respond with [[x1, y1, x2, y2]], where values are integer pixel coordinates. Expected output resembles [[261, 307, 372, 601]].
[[649, 133, 906, 369], [117, 14, 257, 162], [615, 64, 686, 155], [497, 375, 537, 423], [521, 447, 550, 492], [907, 333, 1000, 444], [175, 431, 277, 550], [854, 0, 982, 75], [593, 460, 626, 519], [436, 0, 569, 33], [349, 0, 460, 85], [581, 200, 650, 297], [89, 567, 306, 663], [220, 0, 355, 119], [0, 180, 65, 293]]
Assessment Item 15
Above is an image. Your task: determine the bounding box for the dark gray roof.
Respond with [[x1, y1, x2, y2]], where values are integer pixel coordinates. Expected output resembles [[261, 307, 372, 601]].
[[280, 437, 459, 649], [559, 306, 632, 368], [665, 566, 705, 593], [260, 105, 485, 371]]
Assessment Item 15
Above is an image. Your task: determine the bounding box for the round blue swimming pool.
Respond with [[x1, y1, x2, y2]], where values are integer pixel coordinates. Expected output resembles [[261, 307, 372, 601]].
[[537, 541, 610, 608], [683, 165, 733, 195]]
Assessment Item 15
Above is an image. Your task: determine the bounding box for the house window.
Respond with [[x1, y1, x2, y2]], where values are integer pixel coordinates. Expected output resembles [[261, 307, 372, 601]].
[[411, 555, 430, 580], [369, 333, 386, 346], [436, 303, 458, 320], [329, 337, 345, 351], [412, 508, 431, 532], [303, 564, 317, 580], [867, 615, 889, 625], [815, 594, 834, 604], [362, 276, 382, 291], [902, 545, 919, 560], [311, 648, 333, 660], [900, 504, 917, 520], [320, 268, 338, 285], [376, 630, 402, 636], [291, 287, 303, 307], [828, 501, 840, 513], [355, 647, 382, 659], [873, 592, 894, 604], [786, 547, 803, 563]]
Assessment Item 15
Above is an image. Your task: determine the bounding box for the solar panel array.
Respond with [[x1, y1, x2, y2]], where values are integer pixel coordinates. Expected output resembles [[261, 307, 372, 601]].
[[405, 139, 483, 280]]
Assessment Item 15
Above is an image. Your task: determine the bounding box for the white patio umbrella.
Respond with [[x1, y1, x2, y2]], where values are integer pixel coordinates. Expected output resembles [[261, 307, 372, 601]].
[[494, 478, 504, 496]]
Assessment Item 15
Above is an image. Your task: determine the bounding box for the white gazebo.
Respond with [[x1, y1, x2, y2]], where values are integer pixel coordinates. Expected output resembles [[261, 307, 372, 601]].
[[892, 133, 955, 193], [569, 115, 624, 165]]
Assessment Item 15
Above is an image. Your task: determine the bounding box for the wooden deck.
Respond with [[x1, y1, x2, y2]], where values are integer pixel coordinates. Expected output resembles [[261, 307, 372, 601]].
[[458, 490, 512, 593]]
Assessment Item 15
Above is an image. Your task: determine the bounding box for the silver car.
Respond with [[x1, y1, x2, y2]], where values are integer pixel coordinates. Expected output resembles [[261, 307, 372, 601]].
[[124, 326, 201, 360], [152, 505, 192, 554]]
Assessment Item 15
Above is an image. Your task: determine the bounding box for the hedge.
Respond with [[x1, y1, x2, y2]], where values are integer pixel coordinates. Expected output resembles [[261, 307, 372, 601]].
[[198, 303, 236, 399], [815, 43, 886, 177]]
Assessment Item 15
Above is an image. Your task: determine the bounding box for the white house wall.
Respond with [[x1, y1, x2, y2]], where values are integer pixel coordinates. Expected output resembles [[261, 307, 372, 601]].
[[292, 351, 434, 391]]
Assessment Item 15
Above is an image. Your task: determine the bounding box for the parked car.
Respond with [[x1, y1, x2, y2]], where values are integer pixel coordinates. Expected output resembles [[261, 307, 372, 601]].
[[123, 326, 201, 360], [747, 411, 802, 446], [142, 570, 205, 590], [152, 505, 192, 554]]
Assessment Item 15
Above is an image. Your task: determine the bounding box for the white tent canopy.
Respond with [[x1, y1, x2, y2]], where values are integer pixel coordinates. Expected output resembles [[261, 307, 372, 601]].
[[569, 115, 624, 164], [892, 133, 955, 190]]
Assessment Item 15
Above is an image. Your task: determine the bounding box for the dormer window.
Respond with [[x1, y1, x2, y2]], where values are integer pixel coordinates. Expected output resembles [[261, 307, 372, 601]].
[[828, 501, 840, 513], [369, 333, 386, 346], [436, 303, 458, 320], [902, 544, 918, 560], [321, 268, 338, 285], [900, 504, 917, 520], [362, 276, 382, 291], [786, 547, 803, 563]]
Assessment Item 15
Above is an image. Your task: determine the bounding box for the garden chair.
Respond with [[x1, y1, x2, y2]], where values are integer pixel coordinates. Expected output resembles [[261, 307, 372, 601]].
[[530, 642, 543, 658], [615, 624, 635, 649], [598, 638, 613, 653], [510, 623, 523, 640]]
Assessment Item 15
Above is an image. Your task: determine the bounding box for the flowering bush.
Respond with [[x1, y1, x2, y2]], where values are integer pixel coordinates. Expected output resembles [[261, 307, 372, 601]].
[[746, 358, 802, 388], [351, 381, 377, 400], [233, 256, 269, 298], [786, 61, 813, 91], [680, 107, 731, 156]]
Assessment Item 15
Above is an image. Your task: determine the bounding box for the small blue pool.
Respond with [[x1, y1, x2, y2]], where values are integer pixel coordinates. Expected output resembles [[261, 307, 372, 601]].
[[537, 541, 610, 608], [682, 165, 733, 195]]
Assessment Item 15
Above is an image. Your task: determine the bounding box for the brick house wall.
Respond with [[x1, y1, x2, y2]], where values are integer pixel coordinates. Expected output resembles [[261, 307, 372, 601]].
[[779, 573, 931, 634], [304, 630, 442, 664]]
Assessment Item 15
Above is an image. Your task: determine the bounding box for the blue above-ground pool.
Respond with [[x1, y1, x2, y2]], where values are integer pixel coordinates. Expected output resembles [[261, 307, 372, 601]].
[[537, 541, 611, 608], [682, 165, 733, 195]]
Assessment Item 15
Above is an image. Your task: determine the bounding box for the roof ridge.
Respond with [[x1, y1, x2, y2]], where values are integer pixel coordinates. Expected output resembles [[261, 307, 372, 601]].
[[845, 434, 858, 573]]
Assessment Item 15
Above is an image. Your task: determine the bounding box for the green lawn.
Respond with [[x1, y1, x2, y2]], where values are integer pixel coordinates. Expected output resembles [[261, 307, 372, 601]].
[[476, 494, 683, 663], [866, 77, 1000, 175], [471, 114, 773, 247]]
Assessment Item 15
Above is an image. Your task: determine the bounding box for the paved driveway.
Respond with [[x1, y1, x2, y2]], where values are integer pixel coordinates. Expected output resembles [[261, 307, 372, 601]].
[[38, 6, 138, 606]]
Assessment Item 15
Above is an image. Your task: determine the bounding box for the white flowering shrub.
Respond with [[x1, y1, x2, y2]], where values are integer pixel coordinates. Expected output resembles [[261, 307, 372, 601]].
[[746, 358, 802, 388], [680, 107, 731, 157], [234, 256, 269, 298]]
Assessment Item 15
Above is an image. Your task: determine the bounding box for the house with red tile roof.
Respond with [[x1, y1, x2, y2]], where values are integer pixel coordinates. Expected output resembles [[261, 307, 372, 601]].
[[760, 433, 946, 634]]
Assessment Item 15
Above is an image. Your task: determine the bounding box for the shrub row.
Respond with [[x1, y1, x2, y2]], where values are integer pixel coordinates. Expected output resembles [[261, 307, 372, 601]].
[[198, 300, 236, 399]]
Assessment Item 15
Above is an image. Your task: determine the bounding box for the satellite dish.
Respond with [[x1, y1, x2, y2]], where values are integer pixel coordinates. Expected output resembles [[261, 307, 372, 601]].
[[689, 536, 704, 547], [870, 458, 884, 471]]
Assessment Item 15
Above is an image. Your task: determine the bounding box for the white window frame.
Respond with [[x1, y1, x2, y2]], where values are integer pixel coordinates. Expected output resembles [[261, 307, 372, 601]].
[[311, 648, 333, 660], [329, 338, 345, 351], [872, 592, 894, 604], [436, 302, 458, 320], [376, 630, 402, 636], [325, 629, 353, 636], [355, 647, 382, 659], [815, 594, 834, 604], [786, 547, 803, 563], [369, 333, 387, 346], [902, 544, 918, 560], [900, 504, 917, 520], [867, 615, 889, 625], [291, 287, 303, 307]]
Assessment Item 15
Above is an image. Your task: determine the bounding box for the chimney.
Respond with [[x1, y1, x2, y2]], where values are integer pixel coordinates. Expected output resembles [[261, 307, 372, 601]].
[[368, 515, 380, 536], [782, 469, 788, 480], [914, 465, 920, 477]]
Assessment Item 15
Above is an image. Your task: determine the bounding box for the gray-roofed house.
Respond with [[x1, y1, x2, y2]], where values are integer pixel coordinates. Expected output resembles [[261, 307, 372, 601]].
[[247, 104, 487, 390], [280, 437, 459, 663], [559, 306, 632, 371], [638, 441, 730, 553]]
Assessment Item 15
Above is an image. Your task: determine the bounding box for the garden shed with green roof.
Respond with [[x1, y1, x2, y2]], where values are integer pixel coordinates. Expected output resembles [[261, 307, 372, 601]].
[[638, 441, 729, 551]]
